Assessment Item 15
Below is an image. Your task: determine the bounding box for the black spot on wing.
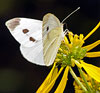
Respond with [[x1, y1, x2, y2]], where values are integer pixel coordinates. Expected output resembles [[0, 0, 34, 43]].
[[22, 29, 29, 34], [29, 37, 36, 42], [46, 26, 49, 31]]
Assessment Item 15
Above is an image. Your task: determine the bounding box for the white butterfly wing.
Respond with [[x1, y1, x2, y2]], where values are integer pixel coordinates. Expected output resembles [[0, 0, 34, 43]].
[[20, 40, 45, 66], [6, 18, 42, 47], [42, 14, 64, 66], [6, 18, 45, 65]]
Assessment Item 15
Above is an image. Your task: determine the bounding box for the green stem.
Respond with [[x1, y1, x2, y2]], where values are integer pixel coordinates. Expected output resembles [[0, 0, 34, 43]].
[[69, 67, 87, 92], [78, 68, 92, 92]]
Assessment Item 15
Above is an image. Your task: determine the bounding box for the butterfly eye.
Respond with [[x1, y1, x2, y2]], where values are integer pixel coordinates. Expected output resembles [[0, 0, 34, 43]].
[[46, 26, 49, 31], [22, 29, 29, 34]]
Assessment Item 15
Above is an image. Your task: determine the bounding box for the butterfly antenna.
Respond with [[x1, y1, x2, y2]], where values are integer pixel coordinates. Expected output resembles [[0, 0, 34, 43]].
[[61, 7, 80, 23]]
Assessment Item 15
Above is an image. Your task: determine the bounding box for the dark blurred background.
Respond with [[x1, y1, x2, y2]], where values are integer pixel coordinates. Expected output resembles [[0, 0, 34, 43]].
[[0, 0, 100, 93]]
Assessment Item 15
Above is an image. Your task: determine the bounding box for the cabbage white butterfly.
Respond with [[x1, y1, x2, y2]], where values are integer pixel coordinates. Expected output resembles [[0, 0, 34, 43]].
[[6, 7, 80, 66], [6, 13, 64, 66]]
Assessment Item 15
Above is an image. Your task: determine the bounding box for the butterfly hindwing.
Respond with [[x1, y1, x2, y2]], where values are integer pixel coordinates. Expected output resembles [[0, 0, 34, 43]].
[[20, 40, 45, 66], [42, 14, 64, 66], [44, 27, 64, 66], [42, 13, 61, 38]]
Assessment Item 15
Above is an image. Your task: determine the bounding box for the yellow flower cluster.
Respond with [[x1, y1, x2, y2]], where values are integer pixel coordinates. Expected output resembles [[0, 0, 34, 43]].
[[36, 22, 100, 93]]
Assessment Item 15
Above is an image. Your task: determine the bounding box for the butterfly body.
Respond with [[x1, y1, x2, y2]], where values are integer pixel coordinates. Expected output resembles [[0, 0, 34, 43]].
[[6, 13, 64, 66]]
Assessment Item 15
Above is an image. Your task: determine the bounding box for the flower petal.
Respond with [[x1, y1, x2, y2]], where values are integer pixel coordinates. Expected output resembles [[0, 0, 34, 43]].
[[81, 61, 100, 82], [83, 22, 100, 41], [83, 40, 100, 51], [36, 62, 57, 93], [68, 32, 74, 43], [79, 34, 84, 40], [45, 67, 58, 93], [86, 51, 100, 57], [64, 36, 69, 45], [79, 34, 84, 46], [43, 67, 64, 93], [54, 66, 69, 93]]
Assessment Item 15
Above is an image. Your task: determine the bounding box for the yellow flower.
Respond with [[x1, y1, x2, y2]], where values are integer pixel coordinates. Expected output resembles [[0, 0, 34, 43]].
[[36, 22, 100, 93], [73, 71, 100, 93], [64, 22, 100, 82], [36, 62, 69, 93]]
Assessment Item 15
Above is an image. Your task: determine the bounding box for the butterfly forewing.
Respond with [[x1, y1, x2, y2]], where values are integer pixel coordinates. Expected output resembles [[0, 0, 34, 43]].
[[6, 18, 42, 47], [6, 18, 46, 66]]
